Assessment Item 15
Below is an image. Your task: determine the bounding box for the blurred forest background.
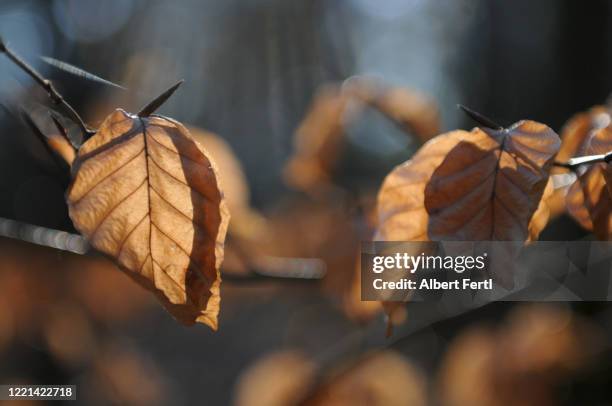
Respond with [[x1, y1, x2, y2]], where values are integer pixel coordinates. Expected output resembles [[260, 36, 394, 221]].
[[1, 0, 612, 405]]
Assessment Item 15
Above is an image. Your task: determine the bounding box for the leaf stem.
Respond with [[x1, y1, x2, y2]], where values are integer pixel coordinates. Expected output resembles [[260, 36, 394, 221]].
[[0, 37, 95, 139]]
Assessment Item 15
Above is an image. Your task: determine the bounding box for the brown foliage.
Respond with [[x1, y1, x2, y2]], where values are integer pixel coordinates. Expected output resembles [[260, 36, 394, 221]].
[[425, 121, 559, 241], [47, 133, 76, 165], [375, 120, 559, 324], [527, 178, 554, 241], [377, 121, 559, 242], [283, 85, 357, 193], [234, 351, 315, 406], [234, 350, 426, 406], [304, 351, 427, 406], [284, 80, 440, 194], [557, 105, 610, 163], [566, 126, 612, 239], [347, 79, 440, 142], [545, 106, 611, 219], [376, 130, 470, 241], [437, 305, 602, 406], [66, 109, 230, 329], [374, 130, 475, 331]]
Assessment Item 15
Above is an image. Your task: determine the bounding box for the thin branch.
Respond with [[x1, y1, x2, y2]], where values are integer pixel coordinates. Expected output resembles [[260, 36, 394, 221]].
[[223, 258, 325, 283], [0, 217, 324, 282], [553, 151, 612, 169], [0, 216, 88, 254], [457, 104, 504, 130], [0, 37, 95, 139]]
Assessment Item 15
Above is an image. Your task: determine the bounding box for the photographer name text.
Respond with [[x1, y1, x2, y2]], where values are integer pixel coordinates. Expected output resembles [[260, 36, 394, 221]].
[[373, 277, 493, 291]]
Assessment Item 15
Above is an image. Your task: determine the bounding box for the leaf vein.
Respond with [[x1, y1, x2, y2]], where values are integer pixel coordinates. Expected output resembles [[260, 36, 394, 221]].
[[90, 178, 147, 239], [73, 147, 145, 204]]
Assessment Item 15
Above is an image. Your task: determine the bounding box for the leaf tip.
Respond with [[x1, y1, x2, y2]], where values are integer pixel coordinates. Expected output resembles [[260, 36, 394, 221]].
[[41, 56, 127, 90], [18, 108, 40, 134], [49, 111, 66, 134], [457, 104, 503, 131], [137, 79, 184, 117]]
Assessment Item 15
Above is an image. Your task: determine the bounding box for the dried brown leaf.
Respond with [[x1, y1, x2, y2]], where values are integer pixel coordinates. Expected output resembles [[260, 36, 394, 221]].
[[347, 79, 440, 142], [548, 106, 611, 219], [189, 126, 266, 241], [305, 351, 427, 406], [66, 109, 230, 329], [375, 130, 473, 241], [89, 344, 168, 406], [425, 121, 559, 241], [603, 162, 612, 199], [437, 305, 602, 406], [527, 178, 554, 241], [557, 105, 610, 162], [284, 80, 440, 194], [375, 131, 473, 330], [235, 350, 426, 406], [283, 85, 355, 192], [343, 256, 383, 323], [43, 303, 96, 366], [47, 134, 76, 165], [566, 126, 612, 239], [234, 351, 315, 406]]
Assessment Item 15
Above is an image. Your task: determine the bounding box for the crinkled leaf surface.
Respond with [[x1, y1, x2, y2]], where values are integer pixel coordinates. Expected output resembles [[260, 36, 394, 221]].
[[557, 106, 610, 162], [425, 121, 559, 241], [375, 130, 471, 241], [566, 127, 612, 240], [67, 109, 229, 329]]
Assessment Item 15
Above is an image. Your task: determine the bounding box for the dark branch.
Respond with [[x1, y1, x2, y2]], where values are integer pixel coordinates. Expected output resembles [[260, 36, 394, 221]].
[[457, 104, 504, 130], [138, 80, 184, 117], [0, 37, 95, 139]]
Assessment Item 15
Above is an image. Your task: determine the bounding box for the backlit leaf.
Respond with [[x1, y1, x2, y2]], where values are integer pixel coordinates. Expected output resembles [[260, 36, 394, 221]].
[[527, 178, 554, 242], [284, 79, 441, 194], [283, 85, 355, 192], [557, 106, 610, 162], [348, 80, 440, 142], [549, 106, 611, 219], [425, 121, 559, 241], [375, 130, 471, 241], [375, 131, 471, 332], [566, 126, 612, 239], [66, 109, 229, 329]]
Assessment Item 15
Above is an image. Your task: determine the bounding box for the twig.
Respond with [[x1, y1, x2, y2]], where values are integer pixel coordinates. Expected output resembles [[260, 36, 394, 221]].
[[457, 104, 504, 130], [0, 37, 95, 139], [553, 151, 612, 169], [0, 217, 324, 282], [0, 216, 88, 254]]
